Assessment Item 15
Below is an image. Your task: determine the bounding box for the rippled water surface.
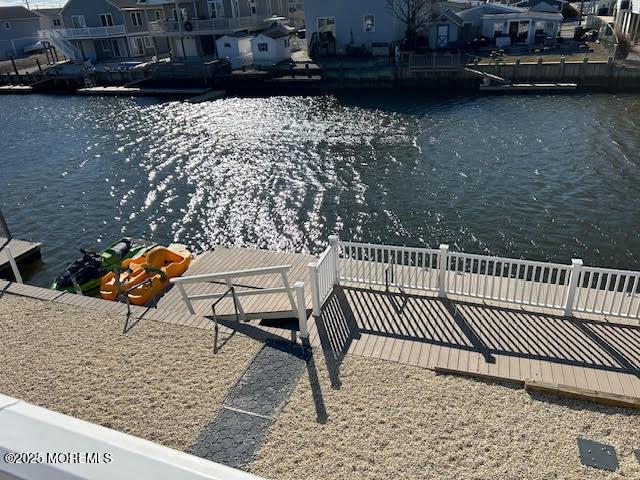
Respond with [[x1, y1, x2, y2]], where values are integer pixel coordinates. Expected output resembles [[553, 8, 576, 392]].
[[2, 93, 640, 286]]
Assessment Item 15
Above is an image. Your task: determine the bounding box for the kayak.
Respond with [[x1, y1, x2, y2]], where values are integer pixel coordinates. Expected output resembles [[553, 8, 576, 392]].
[[51, 238, 156, 295], [99, 245, 192, 305]]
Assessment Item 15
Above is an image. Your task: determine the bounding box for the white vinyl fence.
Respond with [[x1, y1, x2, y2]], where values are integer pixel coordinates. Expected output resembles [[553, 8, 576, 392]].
[[307, 238, 640, 321]]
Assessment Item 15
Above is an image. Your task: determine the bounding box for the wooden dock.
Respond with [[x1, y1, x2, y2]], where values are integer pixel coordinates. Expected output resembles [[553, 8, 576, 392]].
[[155, 246, 640, 405], [0, 85, 33, 94], [480, 82, 578, 92], [0, 237, 41, 279], [76, 86, 210, 97]]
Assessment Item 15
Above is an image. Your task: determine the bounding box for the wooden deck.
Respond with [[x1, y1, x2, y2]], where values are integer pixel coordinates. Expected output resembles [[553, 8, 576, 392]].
[[152, 246, 640, 403], [0, 237, 42, 279]]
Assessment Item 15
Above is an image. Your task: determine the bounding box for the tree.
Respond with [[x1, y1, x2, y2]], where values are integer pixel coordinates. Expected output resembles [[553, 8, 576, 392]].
[[386, 0, 438, 50]]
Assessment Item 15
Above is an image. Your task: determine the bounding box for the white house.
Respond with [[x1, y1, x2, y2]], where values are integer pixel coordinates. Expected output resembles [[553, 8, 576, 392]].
[[216, 33, 253, 68], [251, 23, 294, 66]]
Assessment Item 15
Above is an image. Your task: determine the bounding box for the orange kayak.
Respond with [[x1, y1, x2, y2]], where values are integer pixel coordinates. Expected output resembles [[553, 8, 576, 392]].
[[100, 245, 191, 305]]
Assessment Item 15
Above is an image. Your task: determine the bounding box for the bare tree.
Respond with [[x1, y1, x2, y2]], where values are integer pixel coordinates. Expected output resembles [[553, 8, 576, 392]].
[[386, 0, 438, 49]]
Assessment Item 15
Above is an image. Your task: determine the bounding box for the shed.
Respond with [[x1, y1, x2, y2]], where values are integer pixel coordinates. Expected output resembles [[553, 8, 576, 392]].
[[216, 34, 253, 69], [428, 10, 465, 49], [251, 24, 295, 66]]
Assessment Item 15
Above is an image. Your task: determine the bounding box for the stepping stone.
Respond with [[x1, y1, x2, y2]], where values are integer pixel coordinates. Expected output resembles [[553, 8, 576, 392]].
[[577, 438, 619, 472]]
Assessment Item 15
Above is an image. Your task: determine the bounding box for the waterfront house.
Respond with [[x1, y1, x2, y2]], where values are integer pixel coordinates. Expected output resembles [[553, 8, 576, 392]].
[[304, 0, 405, 56], [0, 6, 41, 60], [614, 0, 640, 46], [52, 0, 169, 62], [457, 3, 561, 47], [216, 33, 253, 68], [251, 22, 295, 65], [33, 8, 64, 31], [142, 0, 289, 60]]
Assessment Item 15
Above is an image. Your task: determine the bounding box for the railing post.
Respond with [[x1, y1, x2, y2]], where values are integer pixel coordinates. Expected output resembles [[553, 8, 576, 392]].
[[5, 245, 23, 284], [176, 283, 195, 315], [294, 282, 309, 339], [438, 244, 449, 298], [563, 259, 583, 317], [329, 235, 340, 285], [308, 262, 321, 317]]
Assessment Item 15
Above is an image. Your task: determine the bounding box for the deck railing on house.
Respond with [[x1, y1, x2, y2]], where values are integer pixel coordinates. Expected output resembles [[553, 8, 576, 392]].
[[307, 238, 640, 322], [149, 17, 263, 35]]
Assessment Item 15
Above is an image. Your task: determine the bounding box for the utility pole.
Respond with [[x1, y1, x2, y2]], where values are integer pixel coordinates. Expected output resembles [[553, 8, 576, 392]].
[[24, 0, 31, 10]]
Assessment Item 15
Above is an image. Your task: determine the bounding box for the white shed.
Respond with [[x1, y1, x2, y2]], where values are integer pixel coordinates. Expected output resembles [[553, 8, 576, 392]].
[[216, 34, 253, 69], [251, 24, 295, 66]]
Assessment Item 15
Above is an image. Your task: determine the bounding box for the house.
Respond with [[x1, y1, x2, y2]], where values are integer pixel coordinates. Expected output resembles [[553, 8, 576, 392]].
[[304, 0, 405, 56], [33, 8, 64, 30], [142, 0, 290, 60], [512, 0, 566, 12], [457, 3, 561, 47], [45, 0, 170, 62], [614, 0, 640, 45], [427, 10, 465, 49], [216, 33, 253, 68], [251, 22, 295, 65], [0, 6, 41, 60]]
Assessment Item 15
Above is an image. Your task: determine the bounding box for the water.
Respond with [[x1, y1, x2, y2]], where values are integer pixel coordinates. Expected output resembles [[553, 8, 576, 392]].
[[2, 92, 640, 287]]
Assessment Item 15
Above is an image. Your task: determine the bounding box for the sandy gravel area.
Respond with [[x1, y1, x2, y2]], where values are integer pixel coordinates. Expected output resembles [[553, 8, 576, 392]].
[[0, 294, 260, 451], [249, 352, 640, 480]]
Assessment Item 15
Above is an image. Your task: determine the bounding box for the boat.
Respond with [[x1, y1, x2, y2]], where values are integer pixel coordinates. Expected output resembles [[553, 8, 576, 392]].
[[51, 238, 155, 295], [99, 245, 191, 306]]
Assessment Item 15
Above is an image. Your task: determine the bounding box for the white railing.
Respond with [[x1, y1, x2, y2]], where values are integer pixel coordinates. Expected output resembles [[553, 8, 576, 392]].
[[54, 25, 126, 39], [445, 251, 573, 310], [574, 266, 640, 318], [306, 237, 640, 322], [39, 29, 83, 62], [339, 241, 440, 291], [170, 264, 309, 338], [307, 236, 339, 316], [149, 16, 263, 35]]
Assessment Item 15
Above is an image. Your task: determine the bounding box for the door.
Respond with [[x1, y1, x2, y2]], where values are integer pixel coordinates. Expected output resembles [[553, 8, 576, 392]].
[[436, 24, 449, 48], [132, 37, 145, 56]]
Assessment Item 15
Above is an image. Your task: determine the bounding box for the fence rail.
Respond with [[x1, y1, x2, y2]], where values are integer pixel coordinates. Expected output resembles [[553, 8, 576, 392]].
[[307, 238, 640, 322]]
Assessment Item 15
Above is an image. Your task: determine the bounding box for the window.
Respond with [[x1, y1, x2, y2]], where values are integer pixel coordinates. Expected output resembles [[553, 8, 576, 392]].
[[284, 38, 289, 47], [99, 13, 114, 27], [71, 15, 85, 28], [3, 22, 10, 30], [100, 39, 111, 51], [224, 42, 231, 48], [131, 36, 145, 55], [172, 8, 189, 21], [258, 42, 268, 52], [143, 36, 153, 48], [208, 0, 225, 18], [154, 10, 164, 21], [316, 17, 336, 34], [131, 11, 143, 27], [363, 14, 375, 33], [53, 18, 62, 27]]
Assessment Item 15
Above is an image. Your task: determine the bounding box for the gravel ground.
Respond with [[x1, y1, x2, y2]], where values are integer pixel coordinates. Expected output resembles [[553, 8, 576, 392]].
[[249, 352, 640, 480], [0, 294, 260, 451]]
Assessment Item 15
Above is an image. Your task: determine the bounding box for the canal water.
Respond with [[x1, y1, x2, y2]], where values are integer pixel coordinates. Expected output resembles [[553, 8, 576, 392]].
[[1, 92, 640, 287]]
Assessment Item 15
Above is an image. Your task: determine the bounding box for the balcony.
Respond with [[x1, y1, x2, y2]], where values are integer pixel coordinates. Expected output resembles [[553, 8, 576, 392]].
[[58, 25, 127, 40], [149, 17, 265, 36]]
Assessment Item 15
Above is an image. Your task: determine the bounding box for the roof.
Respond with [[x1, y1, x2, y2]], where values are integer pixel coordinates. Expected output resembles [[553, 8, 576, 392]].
[[109, 0, 145, 8], [260, 24, 295, 39], [0, 6, 39, 20], [431, 10, 465, 26], [482, 10, 563, 20], [33, 8, 63, 18]]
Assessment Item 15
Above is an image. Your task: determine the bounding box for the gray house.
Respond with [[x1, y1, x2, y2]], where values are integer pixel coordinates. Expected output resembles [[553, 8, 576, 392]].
[[34, 8, 64, 31], [0, 6, 41, 60], [142, 0, 289, 60], [54, 0, 168, 62], [304, 0, 405, 56]]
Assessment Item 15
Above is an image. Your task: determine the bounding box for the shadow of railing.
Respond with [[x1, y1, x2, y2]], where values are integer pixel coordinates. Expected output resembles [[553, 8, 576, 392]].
[[315, 286, 640, 385]]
